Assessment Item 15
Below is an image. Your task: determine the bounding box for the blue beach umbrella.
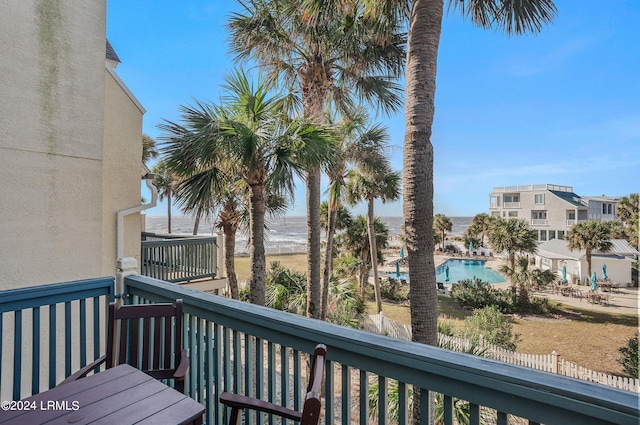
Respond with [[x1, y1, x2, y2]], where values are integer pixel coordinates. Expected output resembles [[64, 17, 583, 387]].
[[590, 272, 598, 291], [445, 265, 450, 282], [396, 261, 401, 277], [400, 247, 405, 259], [601, 264, 608, 281], [469, 241, 473, 254], [561, 265, 567, 284]]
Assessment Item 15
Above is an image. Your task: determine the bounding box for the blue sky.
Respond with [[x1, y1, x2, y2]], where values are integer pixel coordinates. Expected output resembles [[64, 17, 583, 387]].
[[107, 0, 639, 218]]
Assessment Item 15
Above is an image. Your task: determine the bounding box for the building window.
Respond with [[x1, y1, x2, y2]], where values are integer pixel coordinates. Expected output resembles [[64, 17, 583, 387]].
[[534, 194, 545, 204], [508, 211, 518, 218], [602, 204, 606, 214], [532, 211, 547, 219], [608, 204, 613, 214], [504, 195, 520, 203], [558, 230, 565, 239], [491, 211, 500, 217], [502, 211, 506, 217], [539, 230, 547, 241], [568, 212, 575, 220], [548, 230, 556, 240]]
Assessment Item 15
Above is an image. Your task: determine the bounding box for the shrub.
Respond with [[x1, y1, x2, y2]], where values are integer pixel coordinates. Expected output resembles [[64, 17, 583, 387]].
[[617, 332, 639, 378], [460, 306, 518, 351], [381, 278, 409, 301], [437, 317, 457, 336]]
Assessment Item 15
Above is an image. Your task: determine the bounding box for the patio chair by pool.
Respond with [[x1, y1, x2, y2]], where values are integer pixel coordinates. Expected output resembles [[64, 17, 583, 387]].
[[63, 299, 189, 393], [220, 344, 327, 425]]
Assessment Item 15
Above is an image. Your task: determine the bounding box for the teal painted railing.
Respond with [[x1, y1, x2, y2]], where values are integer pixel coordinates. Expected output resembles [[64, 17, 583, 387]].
[[124, 274, 639, 425], [141, 232, 218, 283], [0, 277, 114, 401]]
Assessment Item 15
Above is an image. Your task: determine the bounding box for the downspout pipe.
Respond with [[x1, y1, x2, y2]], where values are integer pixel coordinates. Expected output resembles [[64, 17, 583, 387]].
[[117, 168, 158, 259]]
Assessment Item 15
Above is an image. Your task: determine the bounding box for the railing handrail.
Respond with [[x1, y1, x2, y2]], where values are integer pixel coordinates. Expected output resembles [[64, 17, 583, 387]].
[[0, 276, 114, 313], [124, 274, 639, 425]]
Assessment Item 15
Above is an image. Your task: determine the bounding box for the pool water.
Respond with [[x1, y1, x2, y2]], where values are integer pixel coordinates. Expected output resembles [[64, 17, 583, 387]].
[[436, 259, 506, 284]]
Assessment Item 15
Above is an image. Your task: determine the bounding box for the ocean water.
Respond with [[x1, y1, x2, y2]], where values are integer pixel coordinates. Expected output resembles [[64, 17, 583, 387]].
[[145, 215, 473, 255]]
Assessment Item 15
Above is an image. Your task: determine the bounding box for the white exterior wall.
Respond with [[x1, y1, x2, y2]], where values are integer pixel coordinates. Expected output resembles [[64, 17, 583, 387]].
[[0, 1, 107, 288]]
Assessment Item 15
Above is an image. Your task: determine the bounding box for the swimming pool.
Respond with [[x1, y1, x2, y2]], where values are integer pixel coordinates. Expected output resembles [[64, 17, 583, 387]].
[[436, 259, 506, 284], [385, 259, 506, 284]]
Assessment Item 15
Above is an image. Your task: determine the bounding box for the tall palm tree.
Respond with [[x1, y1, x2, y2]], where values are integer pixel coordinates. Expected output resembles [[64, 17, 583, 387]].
[[488, 218, 538, 294], [322, 110, 394, 318], [227, 0, 405, 318], [433, 214, 453, 251], [159, 70, 335, 305], [566, 220, 615, 280], [152, 160, 176, 233], [346, 165, 401, 313]]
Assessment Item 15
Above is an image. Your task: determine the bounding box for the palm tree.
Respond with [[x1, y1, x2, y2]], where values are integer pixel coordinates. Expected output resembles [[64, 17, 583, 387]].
[[617, 194, 639, 248], [227, 0, 405, 318], [488, 218, 538, 295], [566, 220, 616, 280], [346, 165, 401, 313], [501, 256, 555, 304], [142, 134, 158, 166], [322, 110, 395, 318], [472, 212, 492, 247], [152, 160, 176, 233], [433, 214, 453, 251], [342, 215, 390, 299], [320, 200, 353, 318], [159, 70, 335, 305]]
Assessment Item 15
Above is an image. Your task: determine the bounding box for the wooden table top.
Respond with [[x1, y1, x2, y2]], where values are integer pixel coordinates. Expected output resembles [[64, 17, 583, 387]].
[[0, 364, 204, 425]]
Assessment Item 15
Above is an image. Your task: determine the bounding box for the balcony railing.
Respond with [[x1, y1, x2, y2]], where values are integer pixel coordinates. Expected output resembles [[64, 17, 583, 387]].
[[530, 219, 548, 226], [503, 202, 521, 209], [141, 232, 218, 283], [2, 276, 638, 425], [0, 277, 114, 400]]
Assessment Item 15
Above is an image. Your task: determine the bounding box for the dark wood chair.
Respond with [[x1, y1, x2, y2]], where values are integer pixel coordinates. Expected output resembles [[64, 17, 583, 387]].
[[219, 344, 327, 425], [63, 299, 189, 393]]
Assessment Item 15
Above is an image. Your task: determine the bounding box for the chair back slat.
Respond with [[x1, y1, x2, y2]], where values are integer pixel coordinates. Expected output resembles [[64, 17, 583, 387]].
[[106, 299, 185, 390]]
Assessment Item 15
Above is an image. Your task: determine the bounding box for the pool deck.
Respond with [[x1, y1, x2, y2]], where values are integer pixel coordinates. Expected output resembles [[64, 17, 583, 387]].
[[379, 253, 639, 315]]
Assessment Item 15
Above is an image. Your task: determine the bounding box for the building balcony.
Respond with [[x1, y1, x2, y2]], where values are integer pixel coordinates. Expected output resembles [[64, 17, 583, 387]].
[[503, 202, 521, 209], [1, 276, 638, 425], [530, 219, 549, 226]]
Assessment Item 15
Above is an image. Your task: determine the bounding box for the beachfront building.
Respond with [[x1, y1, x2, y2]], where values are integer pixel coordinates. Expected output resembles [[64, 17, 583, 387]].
[[533, 238, 637, 287], [488, 184, 620, 242], [0, 1, 145, 289]]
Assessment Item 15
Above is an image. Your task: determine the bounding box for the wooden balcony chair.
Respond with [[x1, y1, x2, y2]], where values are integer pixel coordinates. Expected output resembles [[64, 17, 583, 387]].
[[63, 299, 189, 393], [219, 344, 327, 425]]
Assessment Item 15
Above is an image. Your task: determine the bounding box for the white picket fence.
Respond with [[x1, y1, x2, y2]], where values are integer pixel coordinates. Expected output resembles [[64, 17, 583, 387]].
[[361, 313, 639, 393]]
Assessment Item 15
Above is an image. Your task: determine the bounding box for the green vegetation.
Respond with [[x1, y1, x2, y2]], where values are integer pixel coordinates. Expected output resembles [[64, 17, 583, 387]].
[[460, 305, 518, 351], [450, 278, 558, 315], [617, 331, 639, 378]]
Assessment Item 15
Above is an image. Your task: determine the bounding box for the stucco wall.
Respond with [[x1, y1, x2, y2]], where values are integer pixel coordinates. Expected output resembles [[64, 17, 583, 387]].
[[0, 1, 107, 288], [102, 68, 144, 275]]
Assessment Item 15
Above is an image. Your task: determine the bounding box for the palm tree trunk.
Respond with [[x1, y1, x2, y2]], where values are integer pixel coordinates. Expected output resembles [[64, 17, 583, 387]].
[[404, 1, 443, 423], [367, 199, 382, 313], [193, 210, 201, 235], [303, 81, 327, 320], [248, 183, 267, 305], [306, 167, 322, 318], [321, 205, 338, 319], [586, 247, 592, 279], [224, 225, 239, 299], [167, 192, 172, 233]]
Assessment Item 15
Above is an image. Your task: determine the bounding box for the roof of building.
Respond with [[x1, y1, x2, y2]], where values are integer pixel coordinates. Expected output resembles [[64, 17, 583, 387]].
[[536, 239, 638, 260], [106, 39, 121, 63], [548, 190, 585, 208]]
